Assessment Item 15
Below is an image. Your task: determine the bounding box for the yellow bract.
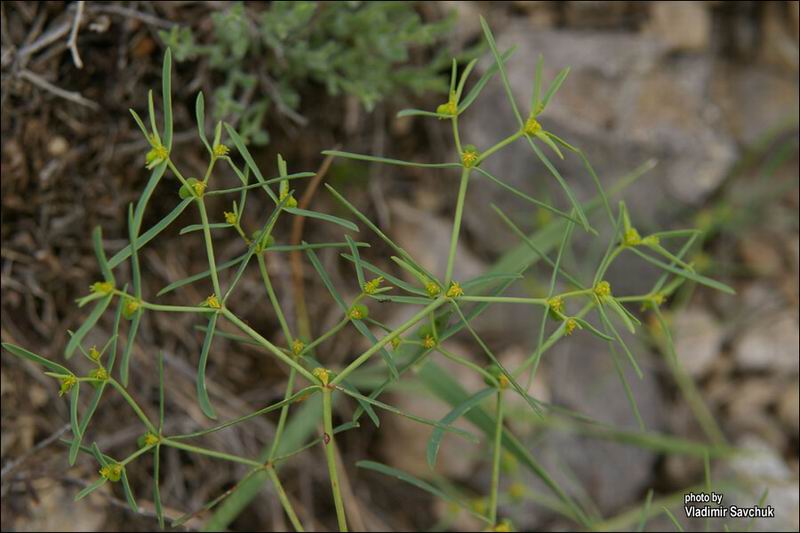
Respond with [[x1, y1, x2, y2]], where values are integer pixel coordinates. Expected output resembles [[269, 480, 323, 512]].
[[205, 294, 221, 309], [58, 375, 77, 397], [89, 345, 101, 361], [291, 339, 305, 357], [446, 281, 463, 298], [99, 463, 123, 482], [623, 227, 642, 246], [565, 318, 578, 336], [425, 281, 441, 298], [224, 211, 237, 225], [523, 115, 542, 136], [422, 335, 437, 349], [547, 296, 564, 314], [461, 148, 479, 168], [594, 281, 612, 300], [313, 367, 330, 386], [212, 143, 230, 158], [90, 281, 114, 295], [363, 276, 384, 295]]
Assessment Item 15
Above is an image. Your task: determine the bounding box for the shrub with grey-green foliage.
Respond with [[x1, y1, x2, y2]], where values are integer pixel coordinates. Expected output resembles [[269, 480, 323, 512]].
[[161, 1, 453, 144]]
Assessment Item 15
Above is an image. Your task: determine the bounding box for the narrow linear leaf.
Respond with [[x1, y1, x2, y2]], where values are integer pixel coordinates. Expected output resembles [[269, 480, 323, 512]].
[[120, 309, 142, 387], [340, 254, 427, 296], [479, 16, 523, 125], [111, 198, 191, 268], [397, 109, 450, 119], [129, 109, 149, 141], [597, 305, 643, 379], [179, 222, 231, 235], [357, 460, 489, 523], [92, 227, 115, 285], [345, 235, 365, 288], [628, 247, 735, 295], [2, 343, 72, 375], [326, 184, 437, 281], [322, 150, 460, 169], [197, 314, 219, 420], [474, 167, 584, 227], [158, 351, 165, 432], [428, 388, 494, 469], [284, 207, 358, 232], [68, 384, 81, 465], [541, 66, 570, 111], [154, 445, 164, 529], [663, 507, 684, 532], [525, 136, 591, 231], [196, 91, 211, 155], [339, 387, 476, 440], [65, 296, 112, 359], [636, 489, 654, 532], [162, 48, 173, 149], [157, 253, 248, 297], [121, 468, 139, 514], [75, 478, 107, 501], [224, 124, 278, 203], [460, 47, 515, 114]]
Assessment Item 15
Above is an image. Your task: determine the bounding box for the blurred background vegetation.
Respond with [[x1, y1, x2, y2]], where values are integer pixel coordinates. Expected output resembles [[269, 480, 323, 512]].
[[1, 1, 798, 531]]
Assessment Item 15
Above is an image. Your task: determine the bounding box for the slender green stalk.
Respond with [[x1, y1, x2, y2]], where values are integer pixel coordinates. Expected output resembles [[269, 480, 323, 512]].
[[331, 298, 446, 386], [141, 302, 212, 314], [166, 159, 193, 190], [451, 117, 463, 155], [460, 295, 548, 306], [266, 467, 305, 532], [109, 379, 156, 434], [322, 387, 348, 531], [257, 254, 293, 342], [301, 317, 349, 355], [196, 199, 223, 298], [476, 131, 523, 165], [269, 369, 297, 460], [162, 438, 264, 468], [222, 308, 317, 384], [489, 388, 505, 525], [121, 443, 155, 466], [445, 168, 471, 286], [437, 347, 497, 384]]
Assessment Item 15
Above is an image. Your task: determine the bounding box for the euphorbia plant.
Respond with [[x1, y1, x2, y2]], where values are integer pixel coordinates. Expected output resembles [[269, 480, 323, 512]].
[[3, 17, 735, 532]]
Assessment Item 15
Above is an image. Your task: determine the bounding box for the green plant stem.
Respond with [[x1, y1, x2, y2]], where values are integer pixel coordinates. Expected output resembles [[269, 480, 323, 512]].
[[476, 131, 523, 165], [109, 379, 156, 434], [221, 308, 318, 384], [121, 443, 156, 466], [322, 387, 348, 532], [489, 388, 505, 525], [301, 317, 349, 355], [166, 159, 193, 190], [269, 369, 297, 460], [162, 438, 264, 468], [459, 295, 548, 306], [445, 168, 471, 286], [196, 199, 223, 298], [141, 302, 212, 313], [437, 347, 497, 384], [451, 117, 463, 155], [513, 302, 595, 379], [331, 298, 446, 386], [266, 466, 305, 531], [257, 254, 293, 342], [202, 157, 218, 185]]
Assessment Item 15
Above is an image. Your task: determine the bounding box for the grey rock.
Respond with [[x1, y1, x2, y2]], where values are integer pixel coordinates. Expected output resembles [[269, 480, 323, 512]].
[[734, 313, 800, 374], [458, 23, 740, 258], [672, 308, 724, 378]]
